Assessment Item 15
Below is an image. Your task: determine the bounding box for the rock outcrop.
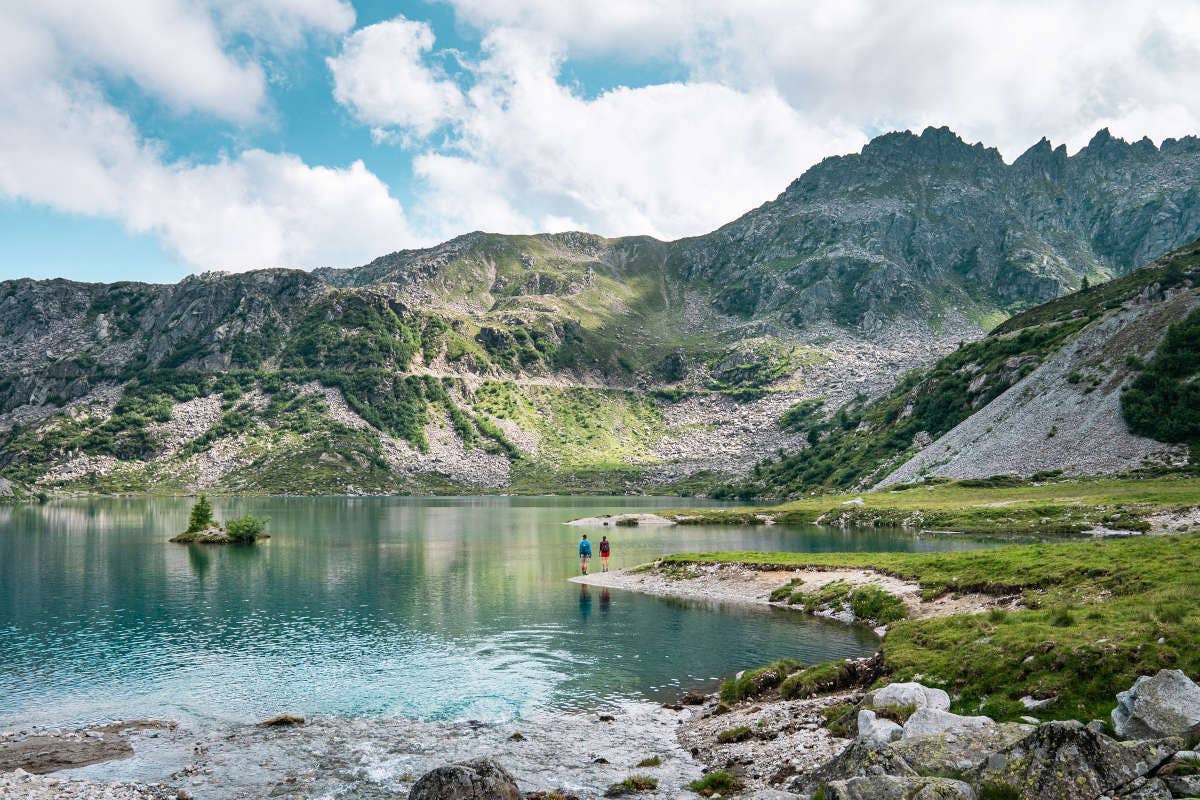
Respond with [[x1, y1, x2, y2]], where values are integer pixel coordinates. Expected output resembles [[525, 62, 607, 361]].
[[1113, 670, 1200, 740], [409, 758, 522, 800]]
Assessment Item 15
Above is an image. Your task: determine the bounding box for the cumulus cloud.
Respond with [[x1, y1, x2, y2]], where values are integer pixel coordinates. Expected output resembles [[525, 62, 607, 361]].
[[333, 23, 864, 240], [0, 0, 413, 272], [445, 0, 1200, 158], [328, 17, 465, 137]]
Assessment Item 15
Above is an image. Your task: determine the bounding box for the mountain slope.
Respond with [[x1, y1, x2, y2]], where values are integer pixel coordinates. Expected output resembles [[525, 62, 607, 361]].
[[1, 127, 1199, 498], [731, 243, 1200, 499]]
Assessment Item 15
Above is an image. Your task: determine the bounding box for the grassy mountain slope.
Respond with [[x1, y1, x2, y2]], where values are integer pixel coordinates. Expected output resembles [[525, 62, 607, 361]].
[[725, 242, 1200, 499], [2, 128, 1199, 498]]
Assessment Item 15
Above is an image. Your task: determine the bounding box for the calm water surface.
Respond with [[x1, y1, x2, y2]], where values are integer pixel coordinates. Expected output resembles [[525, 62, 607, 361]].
[[0, 496, 988, 729]]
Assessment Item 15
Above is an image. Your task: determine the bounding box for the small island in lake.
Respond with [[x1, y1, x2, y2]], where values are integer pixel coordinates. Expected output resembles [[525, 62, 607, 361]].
[[170, 494, 270, 544]]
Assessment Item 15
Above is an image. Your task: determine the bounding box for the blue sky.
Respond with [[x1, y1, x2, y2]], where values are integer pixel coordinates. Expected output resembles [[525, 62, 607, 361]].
[[2, 1, 1198, 283]]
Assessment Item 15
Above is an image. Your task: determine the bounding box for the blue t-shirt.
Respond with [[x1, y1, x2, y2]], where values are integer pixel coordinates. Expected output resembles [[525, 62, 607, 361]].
[[579, 539, 593, 557]]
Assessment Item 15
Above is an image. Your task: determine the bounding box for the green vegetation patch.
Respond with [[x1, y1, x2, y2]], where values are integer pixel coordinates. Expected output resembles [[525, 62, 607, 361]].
[[719, 658, 802, 704], [688, 771, 743, 797], [672, 531, 1200, 721], [604, 776, 658, 797], [1122, 307, 1200, 454]]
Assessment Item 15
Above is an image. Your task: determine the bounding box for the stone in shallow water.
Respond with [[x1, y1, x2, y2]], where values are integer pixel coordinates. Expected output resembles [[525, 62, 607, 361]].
[[409, 758, 522, 800]]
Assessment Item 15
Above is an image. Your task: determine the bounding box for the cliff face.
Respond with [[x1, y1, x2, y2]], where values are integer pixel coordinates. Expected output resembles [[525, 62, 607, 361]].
[[1, 128, 1198, 497], [670, 127, 1200, 333]]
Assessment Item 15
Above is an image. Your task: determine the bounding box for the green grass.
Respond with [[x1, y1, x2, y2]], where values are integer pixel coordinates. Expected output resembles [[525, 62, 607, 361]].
[[669, 532, 1200, 721], [688, 771, 742, 797], [666, 474, 1200, 534], [716, 725, 753, 744], [635, 756, 661, 768], [719, 659, 802, 704], [604, 776, 658, 797]]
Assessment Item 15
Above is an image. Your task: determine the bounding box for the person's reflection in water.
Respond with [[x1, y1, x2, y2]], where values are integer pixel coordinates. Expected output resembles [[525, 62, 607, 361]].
[[599, 587, 611, 614], [579, 583, 592, 621]]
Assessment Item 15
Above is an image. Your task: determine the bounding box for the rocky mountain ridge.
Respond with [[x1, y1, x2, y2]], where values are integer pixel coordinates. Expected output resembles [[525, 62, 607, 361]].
[[2, 127, 1199, 497]]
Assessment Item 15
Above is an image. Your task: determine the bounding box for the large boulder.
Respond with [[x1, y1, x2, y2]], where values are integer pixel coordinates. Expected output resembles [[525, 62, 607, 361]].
[[409, 758, 521, 800], [865, 682, 951, 712], [1112, 669, 1200, 740], [902, 709, 993, 740], [857, 710, 903, 746], [791, 724, 1031, 795], [971, 720, 1180, 800], [824, 775, 976, 799]]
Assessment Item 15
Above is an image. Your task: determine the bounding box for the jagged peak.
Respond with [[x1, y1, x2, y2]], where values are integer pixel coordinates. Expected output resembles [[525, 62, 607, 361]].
[[1013, 136, 1069, 172]]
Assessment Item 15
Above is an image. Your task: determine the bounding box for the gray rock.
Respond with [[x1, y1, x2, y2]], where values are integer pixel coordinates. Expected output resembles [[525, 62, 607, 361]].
[[856, 710, 903, 746], [823, 775, 975, 800], [790, 724, 1031, 795], [902, 709, 993, 740], [865, 683, 951, 712], [1112, 669, 1200, 740], [971, 720, 1180, 800], [409, 758, 521, 800], [1163, 773, 1200, 797]]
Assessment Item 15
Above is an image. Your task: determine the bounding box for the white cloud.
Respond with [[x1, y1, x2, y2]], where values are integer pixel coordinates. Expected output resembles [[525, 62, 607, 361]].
[[328, 17, 465, 137], [0, 0, 409, 272], [337, 24, 864, 241], [445, 0, 1200, 158], [0, 77, 411, 270]]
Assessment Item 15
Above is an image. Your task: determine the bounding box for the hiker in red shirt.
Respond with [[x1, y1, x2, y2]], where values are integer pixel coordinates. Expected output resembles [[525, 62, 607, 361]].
[[599, 535, 611, 572]]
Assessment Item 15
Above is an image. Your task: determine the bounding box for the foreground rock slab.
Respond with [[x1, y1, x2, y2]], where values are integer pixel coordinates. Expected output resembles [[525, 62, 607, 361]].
[[971, 720, 1180, 800], [1113, 669, 1200, 740], [864, 682, 951, 713], [410, 758, 522, 800], [824, 775, 976, 799], [0, 769, 177, 799]]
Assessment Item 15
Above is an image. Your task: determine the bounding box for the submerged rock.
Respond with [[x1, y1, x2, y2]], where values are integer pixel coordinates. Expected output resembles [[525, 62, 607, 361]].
[[1112, 669, 1200, 740], [410, 758, 521, 800], [864, 682, 951, 712]]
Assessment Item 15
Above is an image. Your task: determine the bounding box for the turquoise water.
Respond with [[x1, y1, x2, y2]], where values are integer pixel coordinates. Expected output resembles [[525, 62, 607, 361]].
[[0, 496, 986, 729]]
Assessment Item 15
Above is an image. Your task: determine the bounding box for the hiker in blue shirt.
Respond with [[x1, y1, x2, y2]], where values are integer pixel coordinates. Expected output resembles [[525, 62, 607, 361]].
[[578, 534, 593, 574]]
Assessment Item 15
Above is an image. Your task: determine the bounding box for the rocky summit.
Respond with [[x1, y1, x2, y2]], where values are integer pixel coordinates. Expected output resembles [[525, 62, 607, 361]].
[[1, 128, 1199, 498]]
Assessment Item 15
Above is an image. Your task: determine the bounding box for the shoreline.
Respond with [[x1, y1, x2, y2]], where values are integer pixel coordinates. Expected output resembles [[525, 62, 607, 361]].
[[572, 562, 1017, 630]]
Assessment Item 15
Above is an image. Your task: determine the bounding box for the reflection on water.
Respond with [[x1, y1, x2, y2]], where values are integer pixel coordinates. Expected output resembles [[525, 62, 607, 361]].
[[0, 496, 988, 729]]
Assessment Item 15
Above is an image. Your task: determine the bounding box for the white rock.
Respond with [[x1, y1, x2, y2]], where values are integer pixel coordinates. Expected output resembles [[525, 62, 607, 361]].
[[1113, 669, 1200, 739], [902, 708, 994, 740], [865, 682, 951, 712], [856, 710, 903, 746]]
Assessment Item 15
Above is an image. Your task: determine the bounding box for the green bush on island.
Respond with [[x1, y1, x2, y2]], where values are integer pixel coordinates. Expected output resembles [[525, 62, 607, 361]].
[[225, 515, 270, 543], [172, 496, 270, 544]]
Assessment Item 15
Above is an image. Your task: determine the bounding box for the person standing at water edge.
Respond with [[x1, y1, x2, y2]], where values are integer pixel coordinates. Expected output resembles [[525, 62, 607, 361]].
[[599, 535, 611, 572], [579, 534, 592, 574]]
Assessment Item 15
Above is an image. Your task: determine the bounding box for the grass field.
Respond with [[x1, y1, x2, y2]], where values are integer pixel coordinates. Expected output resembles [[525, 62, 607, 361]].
[[666, 529, 1200, 723], [664, 474, 1200, 534]]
